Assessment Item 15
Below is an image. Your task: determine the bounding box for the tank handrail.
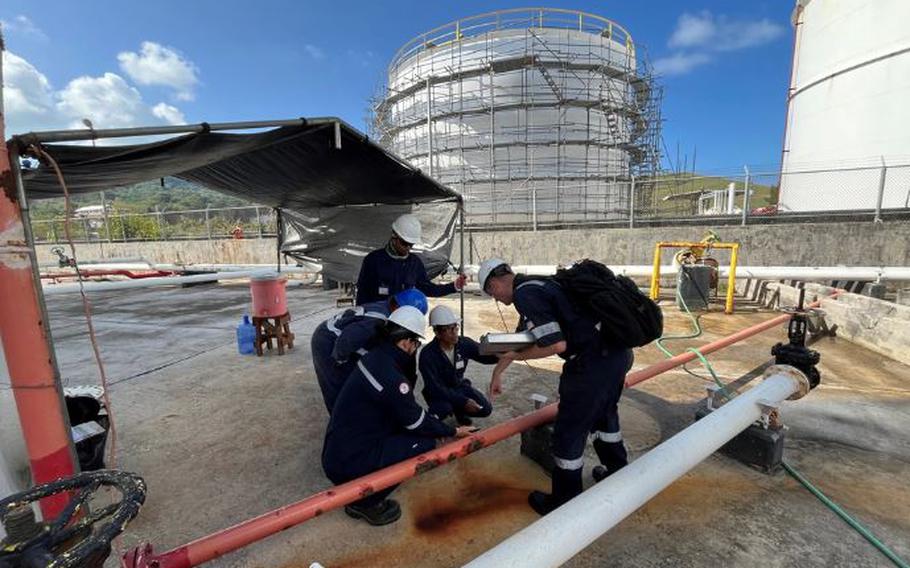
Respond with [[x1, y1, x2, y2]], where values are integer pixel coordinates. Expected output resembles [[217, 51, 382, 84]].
[[389, 8, 634, 74]]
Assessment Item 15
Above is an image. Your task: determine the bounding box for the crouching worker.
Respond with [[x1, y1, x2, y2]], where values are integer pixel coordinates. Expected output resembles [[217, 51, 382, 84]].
[[419, 305, 498, 425], [479, 258, 633, 516], [311, 288, 428, 413], [322, 306, 475, 525]]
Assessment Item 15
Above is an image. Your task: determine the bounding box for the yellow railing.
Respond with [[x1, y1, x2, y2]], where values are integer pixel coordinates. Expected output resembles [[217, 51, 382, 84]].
[[649, 241, 741, 314]]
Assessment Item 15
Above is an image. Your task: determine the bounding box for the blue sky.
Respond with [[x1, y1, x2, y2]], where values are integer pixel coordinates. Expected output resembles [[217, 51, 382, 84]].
[[2, 1, 792, 172]]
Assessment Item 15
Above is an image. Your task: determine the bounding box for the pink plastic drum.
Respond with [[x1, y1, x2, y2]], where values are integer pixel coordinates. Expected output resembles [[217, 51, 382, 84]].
[[250, 272, 288, 317]]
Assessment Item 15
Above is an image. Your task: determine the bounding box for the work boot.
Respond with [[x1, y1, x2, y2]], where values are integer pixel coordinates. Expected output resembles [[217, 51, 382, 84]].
[[344, 499, 401, 526], [528, 490, 557, 516], [529, 467, 583, 516], [455, 414, 474, 427], [593, 439, 628, 482], [592, 460, 628, 483]]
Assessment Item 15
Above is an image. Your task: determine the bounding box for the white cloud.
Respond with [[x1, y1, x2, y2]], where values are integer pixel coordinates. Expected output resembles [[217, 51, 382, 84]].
[[2, 51, 53, 114], [304, 44, 325, 60], [151, 102, 185, 125], [668, 11, 716, 49], [57, 73, 151, 128], [653, 52, 712, 76], [117, 41, 199, 101], [658, 10, 786, 76], [2, 50, 187, 138], [0, 15, 48, 41]]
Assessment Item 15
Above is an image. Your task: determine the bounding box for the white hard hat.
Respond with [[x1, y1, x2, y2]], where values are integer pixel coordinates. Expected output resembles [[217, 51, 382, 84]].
[[478, 258, 508, 295], [388, 305, 427, 339], [429, 305, 459, 326], [391, 214, 422, 245]]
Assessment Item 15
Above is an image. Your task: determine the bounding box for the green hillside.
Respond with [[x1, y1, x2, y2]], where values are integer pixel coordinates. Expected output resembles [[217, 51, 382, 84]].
[[28, 178, 251, 220]]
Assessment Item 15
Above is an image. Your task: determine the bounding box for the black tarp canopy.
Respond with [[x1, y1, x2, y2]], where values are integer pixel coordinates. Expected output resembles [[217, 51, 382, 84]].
[[11, 118, 462, 282]]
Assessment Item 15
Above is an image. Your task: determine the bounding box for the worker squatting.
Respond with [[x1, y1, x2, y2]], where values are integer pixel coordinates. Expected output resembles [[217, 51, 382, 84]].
[[312, 214, 632, 525]]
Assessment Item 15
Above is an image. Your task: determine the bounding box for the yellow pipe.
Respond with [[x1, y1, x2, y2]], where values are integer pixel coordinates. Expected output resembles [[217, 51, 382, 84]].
[[650, 242, 662, 300], [725, 244, 740, 314]]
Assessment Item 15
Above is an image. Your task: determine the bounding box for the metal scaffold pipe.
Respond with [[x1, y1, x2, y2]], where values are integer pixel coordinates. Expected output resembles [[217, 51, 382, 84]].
[[464, 366, 811, 568]]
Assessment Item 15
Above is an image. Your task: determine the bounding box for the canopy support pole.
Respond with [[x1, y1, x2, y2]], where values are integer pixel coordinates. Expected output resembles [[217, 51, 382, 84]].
[[275, 208, 283, 273], [0, 50, 78, 519]]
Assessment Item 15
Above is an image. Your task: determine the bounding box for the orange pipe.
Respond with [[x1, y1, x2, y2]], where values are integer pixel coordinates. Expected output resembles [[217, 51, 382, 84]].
[[40, 269, 174, 280], [126, 295, 835, 568], [0, 119, 77, 514]]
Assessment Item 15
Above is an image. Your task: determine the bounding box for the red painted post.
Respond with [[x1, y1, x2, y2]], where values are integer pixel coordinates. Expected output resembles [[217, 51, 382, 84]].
[[0, 32, 77, 518]]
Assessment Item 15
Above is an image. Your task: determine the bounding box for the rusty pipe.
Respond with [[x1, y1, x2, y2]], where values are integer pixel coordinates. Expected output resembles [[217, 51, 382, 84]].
[[40, 269, 174, 280], [0, 65, 78, 518], [123, 295, 835, 568], [123, 411, 555, 568]]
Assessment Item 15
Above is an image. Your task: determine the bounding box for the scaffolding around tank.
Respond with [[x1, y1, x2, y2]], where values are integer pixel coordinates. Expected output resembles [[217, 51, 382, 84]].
[[373, 8, 662, 228]]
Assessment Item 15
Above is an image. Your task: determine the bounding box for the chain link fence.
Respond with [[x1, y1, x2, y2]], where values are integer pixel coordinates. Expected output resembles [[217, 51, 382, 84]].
[[462, 161, 910, 229], [30, 206, 278, 244], [28, 163, 910, 241]]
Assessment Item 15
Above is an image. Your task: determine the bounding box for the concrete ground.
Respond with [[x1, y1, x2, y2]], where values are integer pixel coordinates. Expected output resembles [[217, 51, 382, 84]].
[[37, 281, 910, 567]]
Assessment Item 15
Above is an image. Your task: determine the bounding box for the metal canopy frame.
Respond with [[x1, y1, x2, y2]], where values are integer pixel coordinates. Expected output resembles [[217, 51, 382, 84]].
[[9, 116, 466, 275], [2, 115, 468, 519]]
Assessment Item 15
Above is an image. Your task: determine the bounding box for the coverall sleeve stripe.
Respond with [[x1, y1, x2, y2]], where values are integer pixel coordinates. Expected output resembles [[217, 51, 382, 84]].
[[405, 409, 426, 430], [357, 360, 384, 392], [530, 321, 562, 339]]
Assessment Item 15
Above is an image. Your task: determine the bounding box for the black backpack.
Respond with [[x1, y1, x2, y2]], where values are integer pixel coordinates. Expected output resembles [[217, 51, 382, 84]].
[[552, 259, 663, 348]]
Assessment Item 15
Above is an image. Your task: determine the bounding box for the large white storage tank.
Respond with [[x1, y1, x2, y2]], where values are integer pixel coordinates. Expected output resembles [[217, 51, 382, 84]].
[[374, 9, 660, 227], [779, 0, 910, 212]]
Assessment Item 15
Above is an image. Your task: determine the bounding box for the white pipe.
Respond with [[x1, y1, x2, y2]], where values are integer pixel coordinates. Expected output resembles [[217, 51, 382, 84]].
[[152, 262, 322, 273], [462, 264, 910, 281], [41, 267, 313, 296], [464, 366, 810, 568], [41, 262, 322, 274]]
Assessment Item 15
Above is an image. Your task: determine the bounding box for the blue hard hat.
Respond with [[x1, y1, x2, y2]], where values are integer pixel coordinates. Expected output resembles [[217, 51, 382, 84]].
[[393, 288, 428, 315]]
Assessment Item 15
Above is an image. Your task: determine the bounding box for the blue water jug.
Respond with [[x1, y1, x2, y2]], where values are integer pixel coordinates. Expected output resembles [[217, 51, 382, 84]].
[[236, 315, 256, 355]]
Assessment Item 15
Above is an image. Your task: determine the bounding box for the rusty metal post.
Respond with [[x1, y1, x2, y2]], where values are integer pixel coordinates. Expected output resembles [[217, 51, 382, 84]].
[[0, 31, 78, 518]]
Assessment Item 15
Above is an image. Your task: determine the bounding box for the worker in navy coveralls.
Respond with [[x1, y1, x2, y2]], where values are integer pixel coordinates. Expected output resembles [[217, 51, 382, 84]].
[[311, 289, 428, 413], [479, 259, 633, 515], [322, 306, 475, 525], [418, 305, 498, 425], [355, 213, 466, 305]]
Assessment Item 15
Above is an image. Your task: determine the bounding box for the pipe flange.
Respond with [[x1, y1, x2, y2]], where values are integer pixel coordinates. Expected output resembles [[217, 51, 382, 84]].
[[762, 364, 811, 400]]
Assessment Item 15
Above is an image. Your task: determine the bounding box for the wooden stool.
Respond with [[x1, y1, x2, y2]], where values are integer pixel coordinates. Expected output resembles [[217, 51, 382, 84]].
[[253, 312, 295, 356]]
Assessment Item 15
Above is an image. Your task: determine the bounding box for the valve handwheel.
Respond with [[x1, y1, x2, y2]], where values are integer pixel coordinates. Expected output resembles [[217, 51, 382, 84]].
[[0, 470, 146, 568]]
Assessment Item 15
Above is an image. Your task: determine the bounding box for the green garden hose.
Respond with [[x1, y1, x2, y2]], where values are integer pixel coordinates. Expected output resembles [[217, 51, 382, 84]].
[[782, 461, 909, 568]]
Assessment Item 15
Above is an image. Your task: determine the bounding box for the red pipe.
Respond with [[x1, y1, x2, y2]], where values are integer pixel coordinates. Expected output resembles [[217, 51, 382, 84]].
[[40, 269, 174, 280], [124, 295, 834, 568], [0, 93, 77, 515]]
